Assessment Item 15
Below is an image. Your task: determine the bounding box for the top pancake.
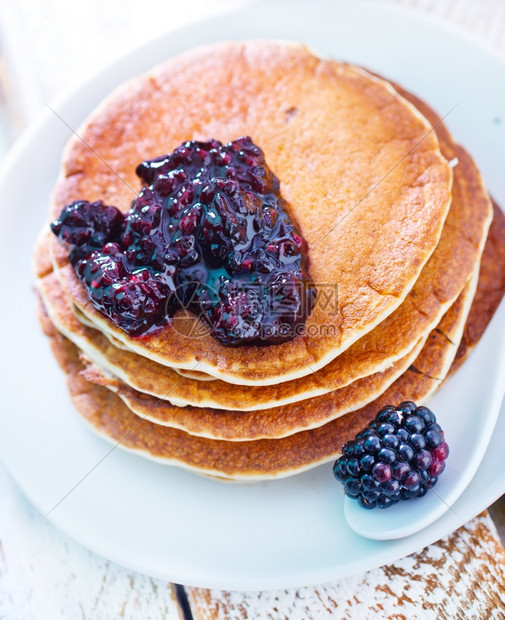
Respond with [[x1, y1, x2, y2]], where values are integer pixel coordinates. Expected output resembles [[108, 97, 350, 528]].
[[35, 143, 489, 411], [37, 87, 491, 407], [49, 40, 452, 385]]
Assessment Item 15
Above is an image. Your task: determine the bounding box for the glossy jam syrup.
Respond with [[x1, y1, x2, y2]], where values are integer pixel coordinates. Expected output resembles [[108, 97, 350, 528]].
[[51, 137, 315, 345]]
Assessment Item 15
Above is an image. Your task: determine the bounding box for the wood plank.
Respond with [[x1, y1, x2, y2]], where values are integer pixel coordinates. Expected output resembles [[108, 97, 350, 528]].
[[488, 496, 505, 546], [186, 512, 505, 619]]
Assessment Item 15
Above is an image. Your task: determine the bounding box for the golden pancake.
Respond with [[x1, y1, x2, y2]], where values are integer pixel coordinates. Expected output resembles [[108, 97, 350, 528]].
[[37, 269, 426, 437], [172, 368, 217, 382], [35, 95, 491, 409], [78, 269, 476, 441], [38, 204, 505, 480], [82, 335, 425, 440], [37, 249, 477, 443], [68, 301, 215, 381], [40, 205, 505, 480], [48, 41, 453, 385], [39, 274, 474, 480], [451, 200, 505, 373]]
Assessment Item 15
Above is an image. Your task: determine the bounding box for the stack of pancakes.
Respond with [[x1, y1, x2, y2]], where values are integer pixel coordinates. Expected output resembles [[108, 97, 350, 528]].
[[33, 41, 505, 480]]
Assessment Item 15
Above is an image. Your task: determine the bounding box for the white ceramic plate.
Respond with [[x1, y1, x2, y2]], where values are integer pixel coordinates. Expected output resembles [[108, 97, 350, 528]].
[[1, 0, 505, 591], [344, 294, 505, 540]]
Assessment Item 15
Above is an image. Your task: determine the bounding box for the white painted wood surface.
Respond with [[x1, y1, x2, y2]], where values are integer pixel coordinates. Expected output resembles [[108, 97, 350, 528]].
[[0, 464, 183, 620], [1, 0, 505, 617], [187, 512, 505, 618]]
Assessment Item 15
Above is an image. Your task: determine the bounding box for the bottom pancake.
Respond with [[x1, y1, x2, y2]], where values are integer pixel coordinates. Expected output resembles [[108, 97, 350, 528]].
[[39, 298, 466, 481]]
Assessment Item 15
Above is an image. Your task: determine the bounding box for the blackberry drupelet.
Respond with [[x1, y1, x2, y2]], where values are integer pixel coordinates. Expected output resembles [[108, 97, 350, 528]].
[[51, 137, 315, 345], [333, 401, 449, 510]]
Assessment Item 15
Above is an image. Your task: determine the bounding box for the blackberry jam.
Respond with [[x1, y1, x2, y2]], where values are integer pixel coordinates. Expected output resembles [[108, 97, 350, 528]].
[[51, 137, 315, 346]]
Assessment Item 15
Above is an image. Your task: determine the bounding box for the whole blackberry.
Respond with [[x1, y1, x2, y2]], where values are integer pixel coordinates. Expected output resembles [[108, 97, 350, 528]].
[[333, 401, 449, 510]]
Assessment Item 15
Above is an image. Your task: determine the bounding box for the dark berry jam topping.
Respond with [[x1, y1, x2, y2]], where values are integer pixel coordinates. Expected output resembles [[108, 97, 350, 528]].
[[51, 137, 315, 345]]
